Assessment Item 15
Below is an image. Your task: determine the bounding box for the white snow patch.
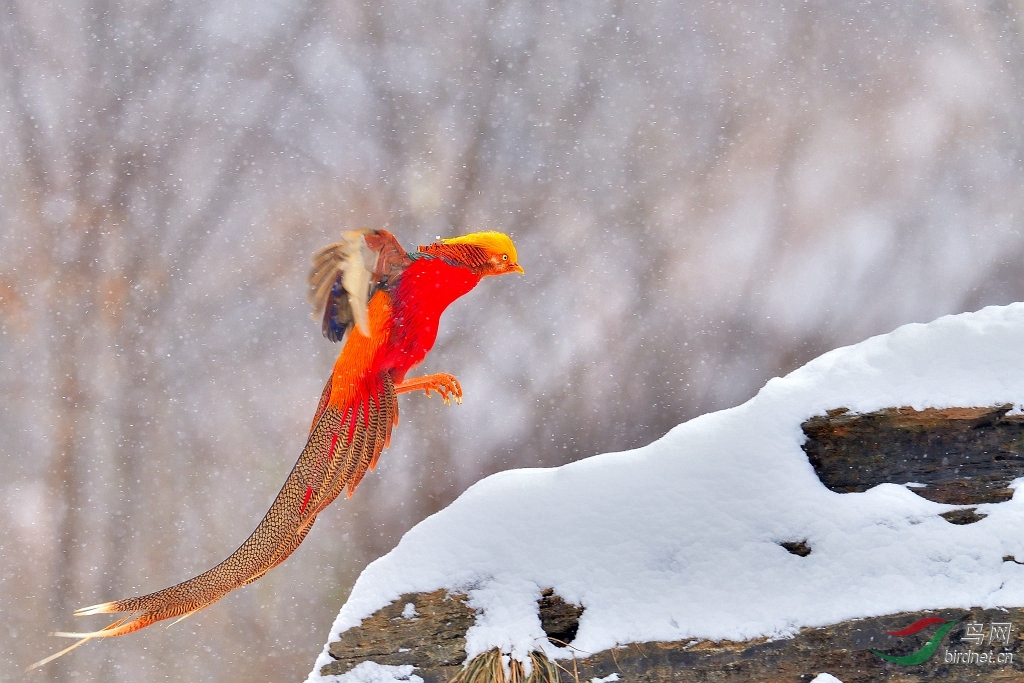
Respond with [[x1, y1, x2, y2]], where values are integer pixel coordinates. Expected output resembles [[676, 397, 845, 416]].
[[311, 661, 422, 683], [590, 674, 619, 683], [307, 304, 1024, 680], [810, 674, 844, 683], [400, 602, 417, 619]]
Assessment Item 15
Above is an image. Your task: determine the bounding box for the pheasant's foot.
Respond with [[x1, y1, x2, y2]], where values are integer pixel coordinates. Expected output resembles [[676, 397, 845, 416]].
[[395, 373, 463, 405]]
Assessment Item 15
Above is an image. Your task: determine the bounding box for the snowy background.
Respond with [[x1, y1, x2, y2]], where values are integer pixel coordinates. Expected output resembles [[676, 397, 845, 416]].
[[3, 0, 1024, 682]]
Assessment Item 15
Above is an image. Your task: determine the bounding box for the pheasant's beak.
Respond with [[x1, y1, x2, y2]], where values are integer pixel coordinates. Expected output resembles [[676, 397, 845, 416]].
[[510, 263, 525, 274]]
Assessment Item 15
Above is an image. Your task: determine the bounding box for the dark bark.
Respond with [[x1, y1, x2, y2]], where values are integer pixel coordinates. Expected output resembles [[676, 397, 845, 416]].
[[322, 593, 1024, 682], [803, 405, 1024, 505]]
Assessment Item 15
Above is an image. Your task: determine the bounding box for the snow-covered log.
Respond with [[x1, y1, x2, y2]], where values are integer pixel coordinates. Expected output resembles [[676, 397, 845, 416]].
[[308, 305, 1024, 682], [316, 590, 1022, 682]]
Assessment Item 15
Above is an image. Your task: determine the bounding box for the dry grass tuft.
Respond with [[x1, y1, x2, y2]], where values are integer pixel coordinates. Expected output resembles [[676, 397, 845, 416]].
[[449, 648, 567, 683]]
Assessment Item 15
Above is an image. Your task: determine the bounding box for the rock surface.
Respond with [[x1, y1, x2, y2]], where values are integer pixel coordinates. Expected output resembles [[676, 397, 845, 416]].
[[322, 594, 1024, 682], [802, 405, 1024, 505], [319, 407, 1024, 682], [323, 590, 474, 675]]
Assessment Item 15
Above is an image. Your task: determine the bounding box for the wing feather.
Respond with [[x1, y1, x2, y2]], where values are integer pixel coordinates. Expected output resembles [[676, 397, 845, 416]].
[[298, 373, 397, 529], [308, 229, 412, 343]]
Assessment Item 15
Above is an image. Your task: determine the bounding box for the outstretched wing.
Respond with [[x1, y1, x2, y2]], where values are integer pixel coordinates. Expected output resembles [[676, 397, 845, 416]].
[[308, 229, 411, 342]]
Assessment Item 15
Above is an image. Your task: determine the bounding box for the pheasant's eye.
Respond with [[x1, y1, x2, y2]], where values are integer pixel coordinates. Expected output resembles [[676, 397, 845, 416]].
[[502, 254, 508, 261]]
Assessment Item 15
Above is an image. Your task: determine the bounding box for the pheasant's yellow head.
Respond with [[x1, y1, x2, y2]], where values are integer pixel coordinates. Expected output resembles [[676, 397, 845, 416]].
[[419, 231, 525, 277]]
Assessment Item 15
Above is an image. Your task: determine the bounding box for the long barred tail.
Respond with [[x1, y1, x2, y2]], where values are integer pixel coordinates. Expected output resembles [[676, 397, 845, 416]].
[[30, 373, 398, 670]]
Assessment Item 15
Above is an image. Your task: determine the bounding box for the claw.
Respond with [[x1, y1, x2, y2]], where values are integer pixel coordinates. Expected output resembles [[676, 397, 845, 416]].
[[396, 372, 463, 405]]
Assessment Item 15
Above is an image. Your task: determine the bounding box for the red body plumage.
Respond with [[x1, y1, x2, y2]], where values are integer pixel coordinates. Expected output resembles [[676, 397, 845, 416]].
[[381, 256, 483, 383]]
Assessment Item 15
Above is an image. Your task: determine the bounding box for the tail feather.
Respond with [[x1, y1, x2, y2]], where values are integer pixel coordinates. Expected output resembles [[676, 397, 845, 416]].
[[27, 616, 137, 670], [73, 601, 120, 617], [52, 614, 148, 639], [33, 373, 398, 669], [27, 635, 99, 671]]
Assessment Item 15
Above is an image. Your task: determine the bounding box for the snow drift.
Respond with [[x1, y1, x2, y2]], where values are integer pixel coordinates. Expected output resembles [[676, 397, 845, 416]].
[[308, 303, 1024, 681]]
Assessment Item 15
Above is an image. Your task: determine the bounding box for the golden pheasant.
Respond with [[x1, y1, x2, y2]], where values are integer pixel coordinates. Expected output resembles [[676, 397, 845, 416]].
[[31, 230, 523, 669]]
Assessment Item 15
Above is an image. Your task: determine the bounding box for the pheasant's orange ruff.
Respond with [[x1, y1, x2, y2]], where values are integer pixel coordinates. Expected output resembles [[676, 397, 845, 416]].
[[32, 231, 519, 670]]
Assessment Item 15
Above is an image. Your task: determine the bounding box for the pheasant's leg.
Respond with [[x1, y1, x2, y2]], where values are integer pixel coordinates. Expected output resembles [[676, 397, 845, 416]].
[[395, 373, 463, 405]]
